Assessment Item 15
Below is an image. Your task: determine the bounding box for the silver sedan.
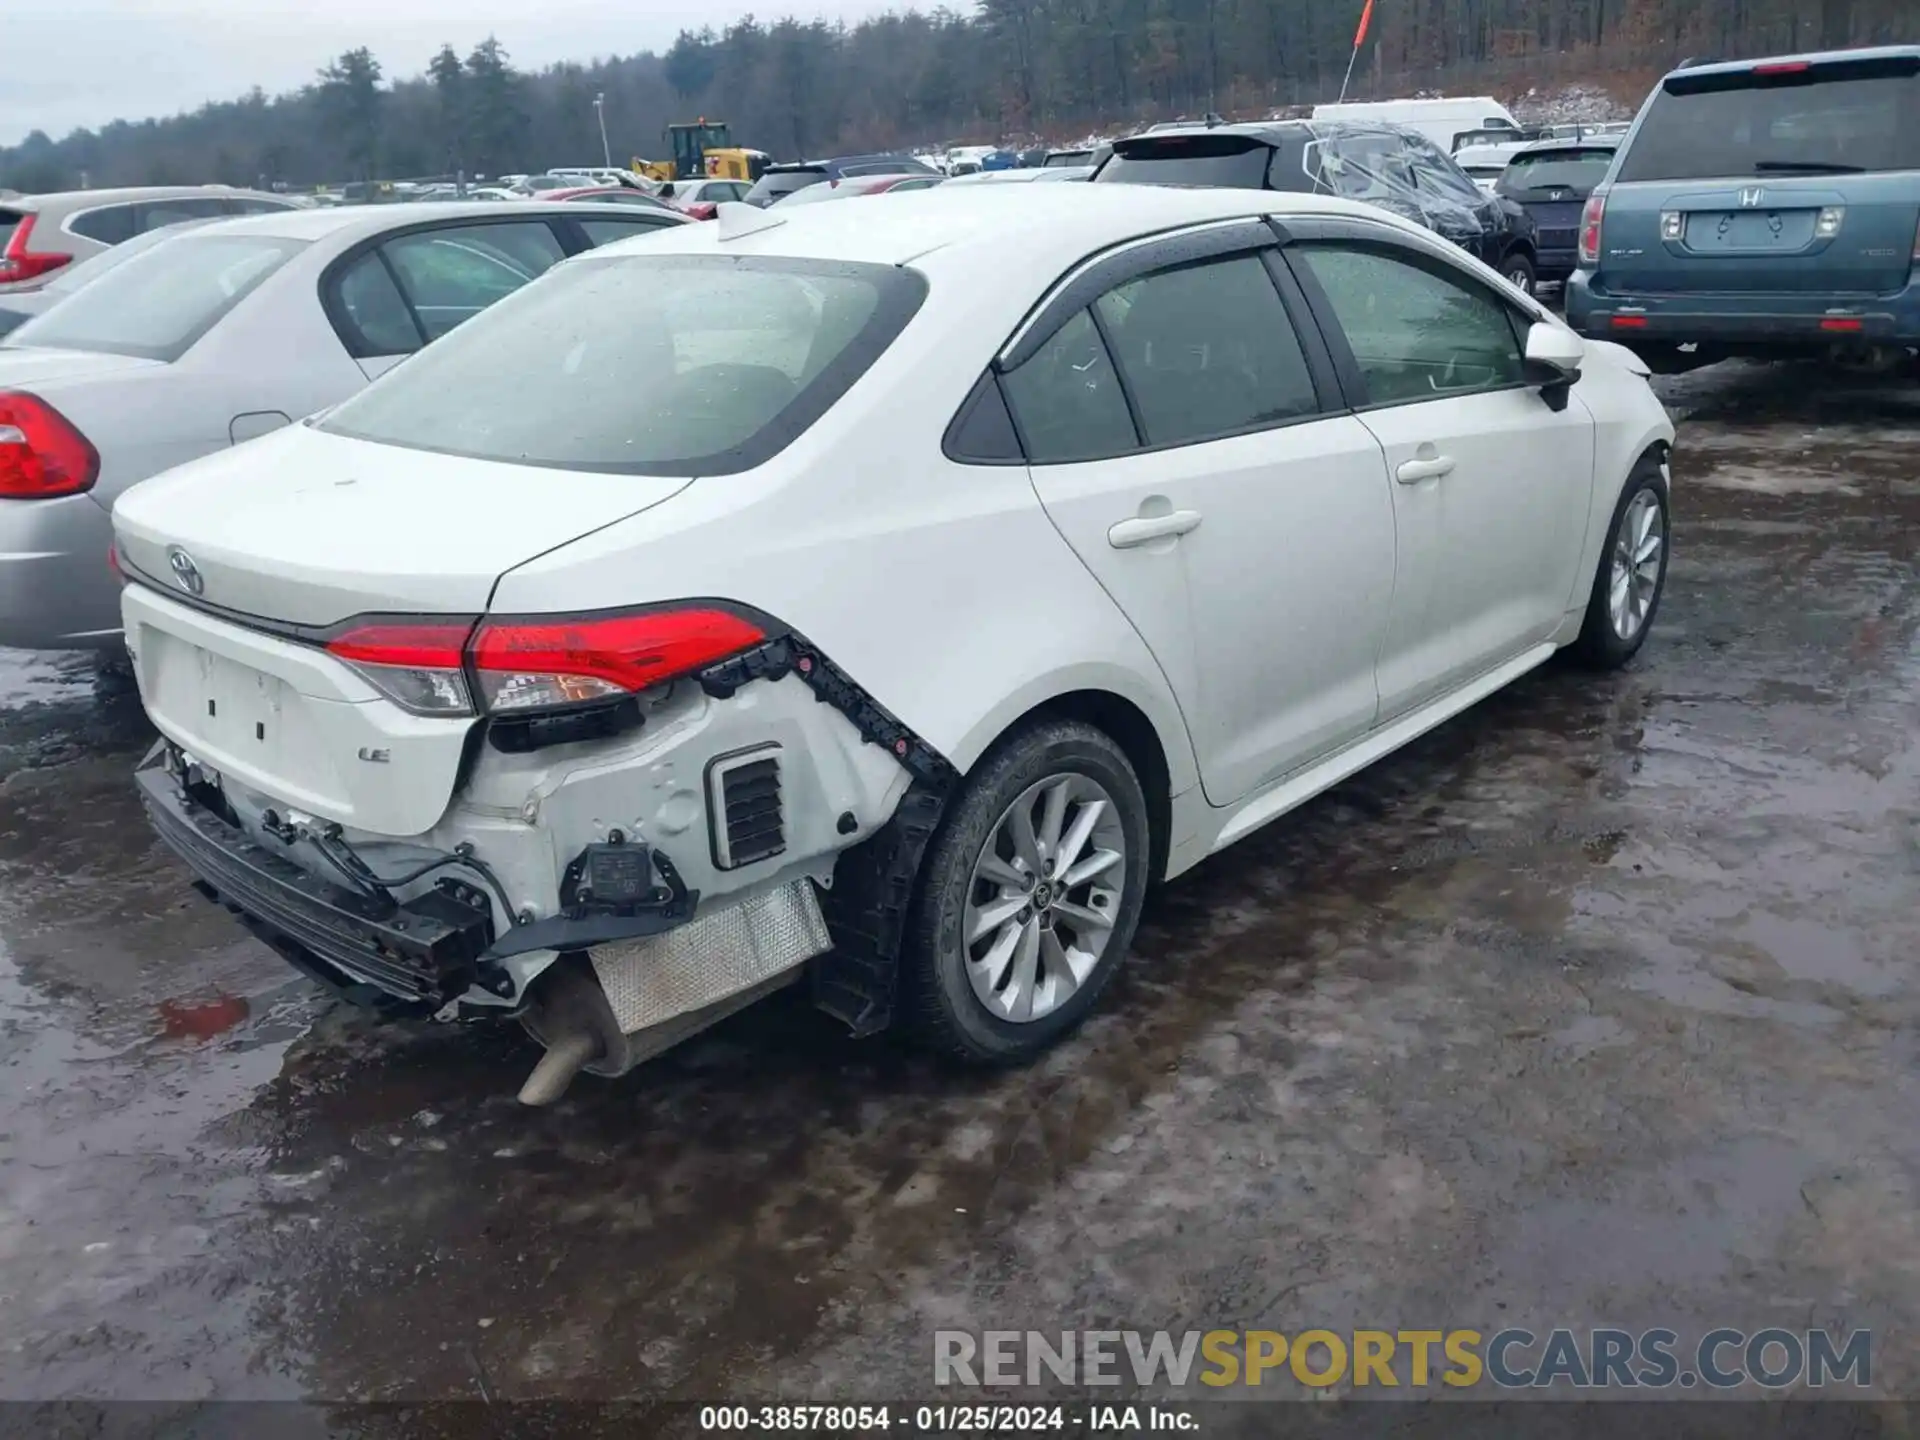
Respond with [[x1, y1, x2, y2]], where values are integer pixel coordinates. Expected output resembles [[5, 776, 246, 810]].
[[0, 200, 688, 650]]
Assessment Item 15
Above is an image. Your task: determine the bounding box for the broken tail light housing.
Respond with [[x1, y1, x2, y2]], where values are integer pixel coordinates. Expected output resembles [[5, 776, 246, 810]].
[[322, 605, 768, 728], [1578, 192, 1606, 267], [0, 391, 100, 498]]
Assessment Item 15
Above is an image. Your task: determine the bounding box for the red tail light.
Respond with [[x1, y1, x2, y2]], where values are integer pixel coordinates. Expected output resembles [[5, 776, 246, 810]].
[[0, 391, 100, 498], [321, 606, 766, 719], [470, 608, 765, 712], [1578, 192, 1606, 268], [326, 619, 477, 716], [686, 202, 719, 221], [0, 214, 73, 286], [1753, 60, 1812, 76]]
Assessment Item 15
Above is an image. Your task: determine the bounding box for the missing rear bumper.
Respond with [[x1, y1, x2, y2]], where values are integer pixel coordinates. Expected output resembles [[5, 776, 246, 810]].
[[137, 755, 496, 1008]]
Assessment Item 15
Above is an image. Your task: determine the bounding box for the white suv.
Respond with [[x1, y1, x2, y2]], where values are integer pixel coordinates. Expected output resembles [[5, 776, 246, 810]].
[[112, 186, 1674, 1103]]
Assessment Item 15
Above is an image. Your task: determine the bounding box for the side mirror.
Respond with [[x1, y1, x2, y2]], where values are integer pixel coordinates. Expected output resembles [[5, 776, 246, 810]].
[[1523, 321, 1584, 412]]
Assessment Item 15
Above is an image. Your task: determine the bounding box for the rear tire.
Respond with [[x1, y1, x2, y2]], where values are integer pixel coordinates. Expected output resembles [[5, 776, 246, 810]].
[[1569, 453, 1670, 670], [901, 719, 1151, 1064]]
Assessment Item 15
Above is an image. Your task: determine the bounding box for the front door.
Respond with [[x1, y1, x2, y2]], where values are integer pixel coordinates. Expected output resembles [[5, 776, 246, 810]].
[[1288, 237, 1596, 720], [1007, 242, 1398, 807]]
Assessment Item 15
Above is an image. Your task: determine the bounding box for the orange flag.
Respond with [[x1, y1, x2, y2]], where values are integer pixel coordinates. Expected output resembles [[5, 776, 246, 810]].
[[1353, 0, 1376, 48]]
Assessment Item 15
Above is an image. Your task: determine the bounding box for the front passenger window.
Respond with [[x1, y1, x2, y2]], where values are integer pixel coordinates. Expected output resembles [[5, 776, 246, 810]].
[[1294, 243, 1525, 406], [999, 310, 1138, 464]]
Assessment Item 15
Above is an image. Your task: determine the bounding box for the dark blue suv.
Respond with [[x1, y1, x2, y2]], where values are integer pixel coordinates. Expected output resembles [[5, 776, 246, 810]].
[[1567, 46, 1920, 370]]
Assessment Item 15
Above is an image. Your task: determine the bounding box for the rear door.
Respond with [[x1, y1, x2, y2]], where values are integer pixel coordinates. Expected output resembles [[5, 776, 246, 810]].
[[1005, 223, 1398, 806], [1287, 228, 1595, 720], [1604, 53, 1920, 295]]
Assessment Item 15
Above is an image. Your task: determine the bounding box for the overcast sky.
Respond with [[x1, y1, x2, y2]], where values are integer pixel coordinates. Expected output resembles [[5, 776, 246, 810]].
[[3, 0, 905, 146]]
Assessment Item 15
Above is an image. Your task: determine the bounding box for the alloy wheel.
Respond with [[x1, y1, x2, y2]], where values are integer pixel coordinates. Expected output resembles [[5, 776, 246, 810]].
[[962, 773, 1128, 1024], [1608, 489, 1665, 641]]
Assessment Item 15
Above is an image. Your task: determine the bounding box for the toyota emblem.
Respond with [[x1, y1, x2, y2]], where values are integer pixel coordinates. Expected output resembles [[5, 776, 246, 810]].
[[166, 546, 205, 597]]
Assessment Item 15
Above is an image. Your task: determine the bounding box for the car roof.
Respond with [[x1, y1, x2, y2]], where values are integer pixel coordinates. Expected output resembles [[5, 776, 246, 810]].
[[1117, 119, 1421, 147], [587, 183, 1423, 281], [1666, 41, 1920, 80], [121, 200, 641, 243], [1514, 136, 1622, 155], [12, 184, 286, 213]]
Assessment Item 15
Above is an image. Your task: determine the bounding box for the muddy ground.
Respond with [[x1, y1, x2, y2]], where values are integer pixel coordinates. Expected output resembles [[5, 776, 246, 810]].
[[1, 362, 1917, 1420]]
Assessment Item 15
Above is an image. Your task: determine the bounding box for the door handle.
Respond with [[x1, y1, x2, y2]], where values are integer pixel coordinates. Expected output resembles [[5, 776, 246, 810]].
[[1395, 455, 1456, 484], [1107, 510, 1203, 549]]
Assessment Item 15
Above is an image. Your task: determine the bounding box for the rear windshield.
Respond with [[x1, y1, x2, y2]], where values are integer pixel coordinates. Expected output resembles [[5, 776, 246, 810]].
[[1097, 134, 1301, 190], [746, 171, 825, 205], [319, 255, 927, 476], [1619, 60, 1920, 181], [0, 209, 22, 254], [1499, 148, 1617, 194], [3, 233, 302, 362]]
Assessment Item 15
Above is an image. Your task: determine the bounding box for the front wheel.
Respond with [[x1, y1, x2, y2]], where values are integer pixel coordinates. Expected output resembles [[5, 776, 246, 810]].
[[1569, 454, 1670, 670], [1500, 250, 1537, 296], [901, 718, 1152, 1064]]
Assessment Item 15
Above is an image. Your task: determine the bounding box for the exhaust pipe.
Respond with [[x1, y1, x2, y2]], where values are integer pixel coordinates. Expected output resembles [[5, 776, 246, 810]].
[[515, 958, 621, 1106], [517, 1028, 599, 1106]]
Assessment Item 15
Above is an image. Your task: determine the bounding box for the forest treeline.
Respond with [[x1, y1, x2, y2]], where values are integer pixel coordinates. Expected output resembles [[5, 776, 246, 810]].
[[2, 0, 1914, 193]]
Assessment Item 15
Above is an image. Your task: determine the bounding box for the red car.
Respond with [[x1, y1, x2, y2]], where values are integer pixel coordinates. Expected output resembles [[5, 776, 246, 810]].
[[653, 178, 757, 220], [545, 187, 679, 214], [775, 174, 946, 207]]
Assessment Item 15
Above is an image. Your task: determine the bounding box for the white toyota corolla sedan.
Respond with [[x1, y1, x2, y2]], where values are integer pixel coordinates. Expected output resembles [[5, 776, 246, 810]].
[[111, 185, 1674, 1103]]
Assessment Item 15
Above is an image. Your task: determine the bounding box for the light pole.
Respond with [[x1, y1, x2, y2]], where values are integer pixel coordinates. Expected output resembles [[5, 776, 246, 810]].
[[593, 93, 611, 168]]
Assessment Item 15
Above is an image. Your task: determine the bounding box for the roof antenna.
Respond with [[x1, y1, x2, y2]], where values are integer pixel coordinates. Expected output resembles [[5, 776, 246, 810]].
[[715, 200, 786, 241]]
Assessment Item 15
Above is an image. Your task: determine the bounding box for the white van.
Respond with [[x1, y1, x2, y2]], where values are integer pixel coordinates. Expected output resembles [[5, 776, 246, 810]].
[[1310, 97, 1521, 153]]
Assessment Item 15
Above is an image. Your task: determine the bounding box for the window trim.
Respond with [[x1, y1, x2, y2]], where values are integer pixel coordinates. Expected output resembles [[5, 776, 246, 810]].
[[1280, 222, 1544, 414], [969, 230, 1352, 468], [998, 218, 1289, 371], [319, 214, 576, 361]]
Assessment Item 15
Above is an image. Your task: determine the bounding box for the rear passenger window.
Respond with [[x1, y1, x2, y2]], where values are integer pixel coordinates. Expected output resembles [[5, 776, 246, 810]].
[[1294, 242, 1525, 406], [999, 310, 1138, 464], [380, 222, 564, 341], [68, 205, 137, 245], [228, 198, 291, 215], [138, 198, 233, 230], [1093, 254, 1318, 446], [331, 253, 423, 356]]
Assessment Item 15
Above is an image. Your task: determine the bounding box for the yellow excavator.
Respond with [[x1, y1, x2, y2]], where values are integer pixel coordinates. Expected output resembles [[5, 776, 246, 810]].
[[632, 121, 771, 184]]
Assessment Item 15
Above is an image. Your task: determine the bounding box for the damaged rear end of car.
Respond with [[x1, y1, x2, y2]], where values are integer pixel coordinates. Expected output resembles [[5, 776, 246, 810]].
[[116, 242, 945, 1104]]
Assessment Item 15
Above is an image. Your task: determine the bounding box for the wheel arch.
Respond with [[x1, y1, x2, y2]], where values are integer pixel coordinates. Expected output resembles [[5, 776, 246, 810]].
[[1016, 688, 1175, 889], [946, 663, 1197, 799]]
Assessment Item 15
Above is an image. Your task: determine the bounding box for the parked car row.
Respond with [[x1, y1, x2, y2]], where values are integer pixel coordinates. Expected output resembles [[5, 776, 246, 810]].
[[8, 38, 1906, 1109], [0, 201, 688, 650], [24, 174, 1670, 1104]]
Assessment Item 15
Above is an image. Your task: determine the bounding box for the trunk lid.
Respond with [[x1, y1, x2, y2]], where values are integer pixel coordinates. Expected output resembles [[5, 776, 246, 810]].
[[1601, 52, 1920, 296], [115, 425, 695, 837], [0, 345, 165, 388], [114, 424, 693, 626]]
